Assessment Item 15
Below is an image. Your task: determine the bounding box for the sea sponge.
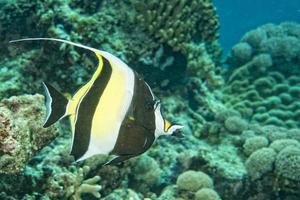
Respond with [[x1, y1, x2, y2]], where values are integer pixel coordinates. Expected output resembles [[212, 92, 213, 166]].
[[243, 136, 269, 156], [270, 139, 300, 153], [195, 188, 221, 200], [245, 148, 277, 180], [176, 170, 213, 192], [224, 116, 248, 134], [275, 146, 300, 181]]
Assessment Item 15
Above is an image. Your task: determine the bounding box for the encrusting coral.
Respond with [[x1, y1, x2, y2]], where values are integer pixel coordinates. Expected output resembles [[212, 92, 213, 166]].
[[0, 94, 58, 173]]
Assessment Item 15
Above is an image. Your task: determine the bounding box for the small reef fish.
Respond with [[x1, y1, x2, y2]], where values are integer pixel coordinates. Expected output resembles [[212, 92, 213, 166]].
[[10, 38, 184, 165]]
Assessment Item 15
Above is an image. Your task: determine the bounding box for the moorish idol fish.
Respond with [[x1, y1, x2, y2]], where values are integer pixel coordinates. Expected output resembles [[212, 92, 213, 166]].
[[10, 38, 184, 165]]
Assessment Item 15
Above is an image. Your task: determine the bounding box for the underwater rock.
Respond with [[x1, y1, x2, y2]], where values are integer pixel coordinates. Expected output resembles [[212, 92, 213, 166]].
[[0, 94, 58, 173]]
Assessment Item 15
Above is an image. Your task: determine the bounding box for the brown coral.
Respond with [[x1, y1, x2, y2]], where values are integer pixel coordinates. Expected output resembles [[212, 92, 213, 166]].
[[0, 113, 16, 154], [0, 94, 59, 173]]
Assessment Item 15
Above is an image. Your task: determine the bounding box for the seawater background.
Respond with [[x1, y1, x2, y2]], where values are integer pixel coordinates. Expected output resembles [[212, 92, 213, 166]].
[[213, 0, 300, 54]]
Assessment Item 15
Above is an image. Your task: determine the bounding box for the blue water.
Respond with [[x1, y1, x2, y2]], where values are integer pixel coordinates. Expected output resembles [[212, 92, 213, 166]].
[[213, 0, 300, 55]]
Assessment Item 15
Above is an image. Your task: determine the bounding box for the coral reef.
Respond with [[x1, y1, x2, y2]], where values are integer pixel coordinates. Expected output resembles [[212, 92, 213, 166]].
[[245, 147, 277, 180], [275, 146, 300, 182], [132, 0, 219, 52], [0, 0, 300, 199], [195, 188, 221, 200], [131, 0, 223, 88], [49, 165, 102, 200], [0, 94, 58, 173], [224, 22, 300, 128], [176, 170, 213, 192]]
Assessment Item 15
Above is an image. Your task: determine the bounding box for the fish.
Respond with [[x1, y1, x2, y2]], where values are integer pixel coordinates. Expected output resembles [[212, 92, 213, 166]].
[[9, 38, 184, 165]]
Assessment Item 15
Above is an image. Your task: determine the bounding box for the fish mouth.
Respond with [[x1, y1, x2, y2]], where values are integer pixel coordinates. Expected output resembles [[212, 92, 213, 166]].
[[172, 129, 185, 138]]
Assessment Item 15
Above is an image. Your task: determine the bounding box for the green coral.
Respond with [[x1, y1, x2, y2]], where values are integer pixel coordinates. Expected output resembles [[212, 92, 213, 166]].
[[224, 22, 300, 128], [176, 170, 213, 192], [270, 139, 300, 153], [131, 0, 223, 88], [131, 155, 162, 191], [243, 136, 269, 156], [224, 116, 248, 134], [245, 147, 277, 180], [275, 146, 300, 182], [195, 188, 221, 200]]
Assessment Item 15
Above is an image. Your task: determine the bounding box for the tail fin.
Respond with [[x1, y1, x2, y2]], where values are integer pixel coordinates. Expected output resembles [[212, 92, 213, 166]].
[[43, 82, 69, 127]]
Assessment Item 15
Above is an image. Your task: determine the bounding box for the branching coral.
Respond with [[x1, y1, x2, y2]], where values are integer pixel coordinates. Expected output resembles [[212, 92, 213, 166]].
[[132, 0, 219, 52], [46, 165, 101, 200], [131, 0, 223, 88]]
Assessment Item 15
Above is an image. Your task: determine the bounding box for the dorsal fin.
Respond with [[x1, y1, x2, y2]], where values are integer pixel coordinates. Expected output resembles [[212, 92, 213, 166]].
[[9, 37, 100, 53]]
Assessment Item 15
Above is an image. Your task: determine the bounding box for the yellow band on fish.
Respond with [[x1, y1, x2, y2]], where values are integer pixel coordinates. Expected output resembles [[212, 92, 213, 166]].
[[164, 119, 171, 132]]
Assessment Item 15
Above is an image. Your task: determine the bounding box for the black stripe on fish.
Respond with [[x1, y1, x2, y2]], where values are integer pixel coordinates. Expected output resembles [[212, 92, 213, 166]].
[[71, 57, 112, 161], [111, 73, 156, 157]]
